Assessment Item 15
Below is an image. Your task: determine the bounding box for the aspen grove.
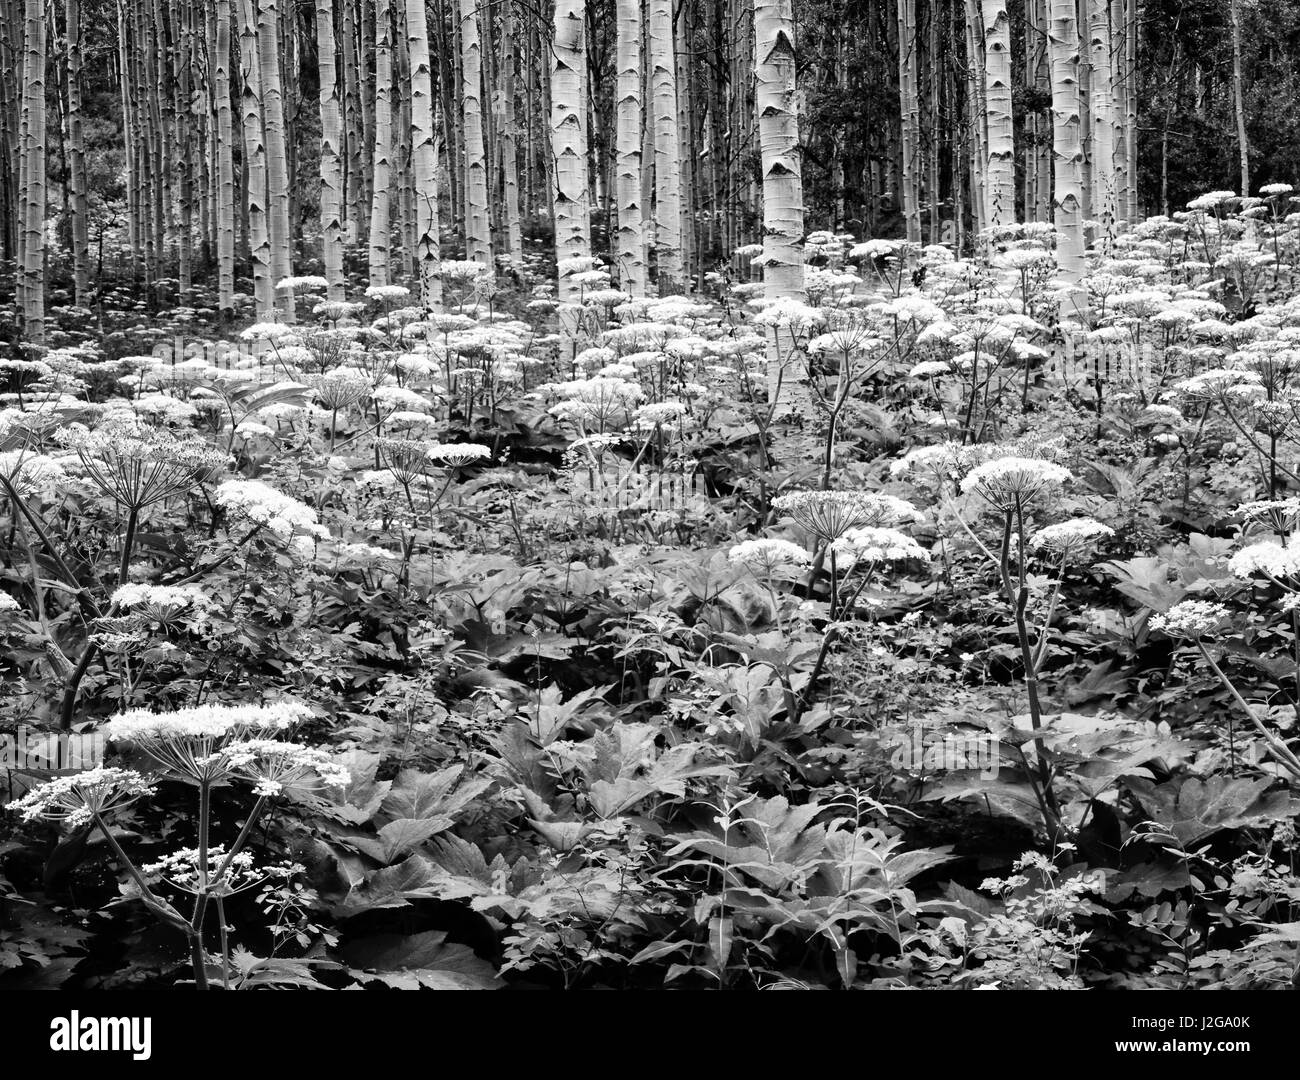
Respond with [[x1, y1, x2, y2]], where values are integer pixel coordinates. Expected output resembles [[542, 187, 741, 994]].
[[4, 0, 1300, 997]]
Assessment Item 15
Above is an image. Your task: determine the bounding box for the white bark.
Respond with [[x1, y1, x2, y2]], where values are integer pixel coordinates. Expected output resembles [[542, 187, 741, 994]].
[[368, 0, 394, 287], [648, 0, 682, 292], [459, 0, 492, 266], [315, 0, 346, 299], [214, 0, 237, 314], [256, 0, 294, 316], [1087, 0, 1116, 239], [19, 0, 47, 341], [237, 0, 275, 316], [896, 0, 922, 243], [551, 0, 591, 299], [980, 0, 1015, 229], [754, 0, 811, 466], [754, 0, 803, 303], [406, 0, 442, 308], [1049, 0, 1085, 289], [614, 0, 646, 296]]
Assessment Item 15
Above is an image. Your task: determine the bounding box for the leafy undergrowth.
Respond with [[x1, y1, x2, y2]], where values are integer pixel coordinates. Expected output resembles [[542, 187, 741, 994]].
[[5, 200, 1300, 990]]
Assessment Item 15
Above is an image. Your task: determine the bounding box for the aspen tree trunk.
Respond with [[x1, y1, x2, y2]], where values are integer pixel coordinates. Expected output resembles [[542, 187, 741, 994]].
[[65, 0, 89, 306], [315, 0, 346, 298], [896, 0, 921, 243], [368, 0, 393, 287], [1086, 0, 1116, 239], [648, 0, 682, 292], [927, 8, 942, 242], [754, 0, 802, 300], [1075, 1, 1091, 226], [1029, 0, 1053, 221], [341, 0, 362, 240], [1108, 0, 1130, 224], [214, 0, 236, 315], [1048, 0, 1085, 293], [551, 0, 591, 352], [675, 4, 696, 287], [237, 0, 275, 315], [754, 0, 810, 470], [256, 0, 293, 313], [962, 0, 986, 238], [980, 0, 1014, 229], [1229, 0, 1249, 194], [406, 0, 442, 308], [435, 0, 459, 233], [174, 0, 194, 301], [19, 0, 46, 341], [497, 2, 524, 266], [459, 0, 492, 266], [117, 4, 141, 283], [394, 6, 415, 282], [1123, 0, 1138, 221], [614, 0, 646, 295], [640, 3, 655, 266]]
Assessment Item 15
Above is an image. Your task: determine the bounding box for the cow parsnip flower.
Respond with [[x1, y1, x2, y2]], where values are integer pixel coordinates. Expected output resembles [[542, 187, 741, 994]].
[[960, 456, 1072, 510], [1030, 518, 1115, 557], [727, 538, 811, 572], [1237, 498, 1300, 534], [830, 527, 928, 566], [221, 739, 351, 797], [213, 479, 329, 542], [1149, 600, 1231, 639], [6, 767, 156, 828], [426, 442, 491, 468], [1228, 537, 1300, 580], [73, 430, 227, 510], [0, 450, 68, 499], [772, 490, 921, 539], [111, 583, 213, 624], [143, 844, 301, 897]]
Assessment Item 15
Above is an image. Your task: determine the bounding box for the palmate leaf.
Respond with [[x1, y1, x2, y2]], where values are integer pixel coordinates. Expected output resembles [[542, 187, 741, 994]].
[[1127, 775, 1298, 847], [338, 930, 503, 990], [332, 855, 442, 916], [1097, 556, 1185, 612], [229, 947, 338, 989], [349, 818, 453, 865], [586, 741, 732, 819], [917, 773, 1046, 832], [380, 764, 490, 822], [525, 683, 613, 745]]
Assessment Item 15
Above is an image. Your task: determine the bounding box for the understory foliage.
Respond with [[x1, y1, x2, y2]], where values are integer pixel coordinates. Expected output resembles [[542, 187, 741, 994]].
[[7, 192, 1300, 989]]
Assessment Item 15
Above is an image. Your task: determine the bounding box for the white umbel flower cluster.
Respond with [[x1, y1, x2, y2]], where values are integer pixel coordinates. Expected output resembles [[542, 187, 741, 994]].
[[220, 739, 351, 796], [102, 700, 313, 744], [728, 538, 811, 572], [830, 527, 928, 566], [1228, 536, 1300, 580], [142, 844, 301, 896], [772, 490, 921, 539], [0, 450, 68, 499], [111, 583, 213, 615], [1236, 498, 1300, 534], [5, 767, 157, 828], [425, 442, 491, 467], [1030, 518, 1115, 556], [214, 479, 330, 542], [960, 456, 1072, 510], [1148, 600, 1230, 639]]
